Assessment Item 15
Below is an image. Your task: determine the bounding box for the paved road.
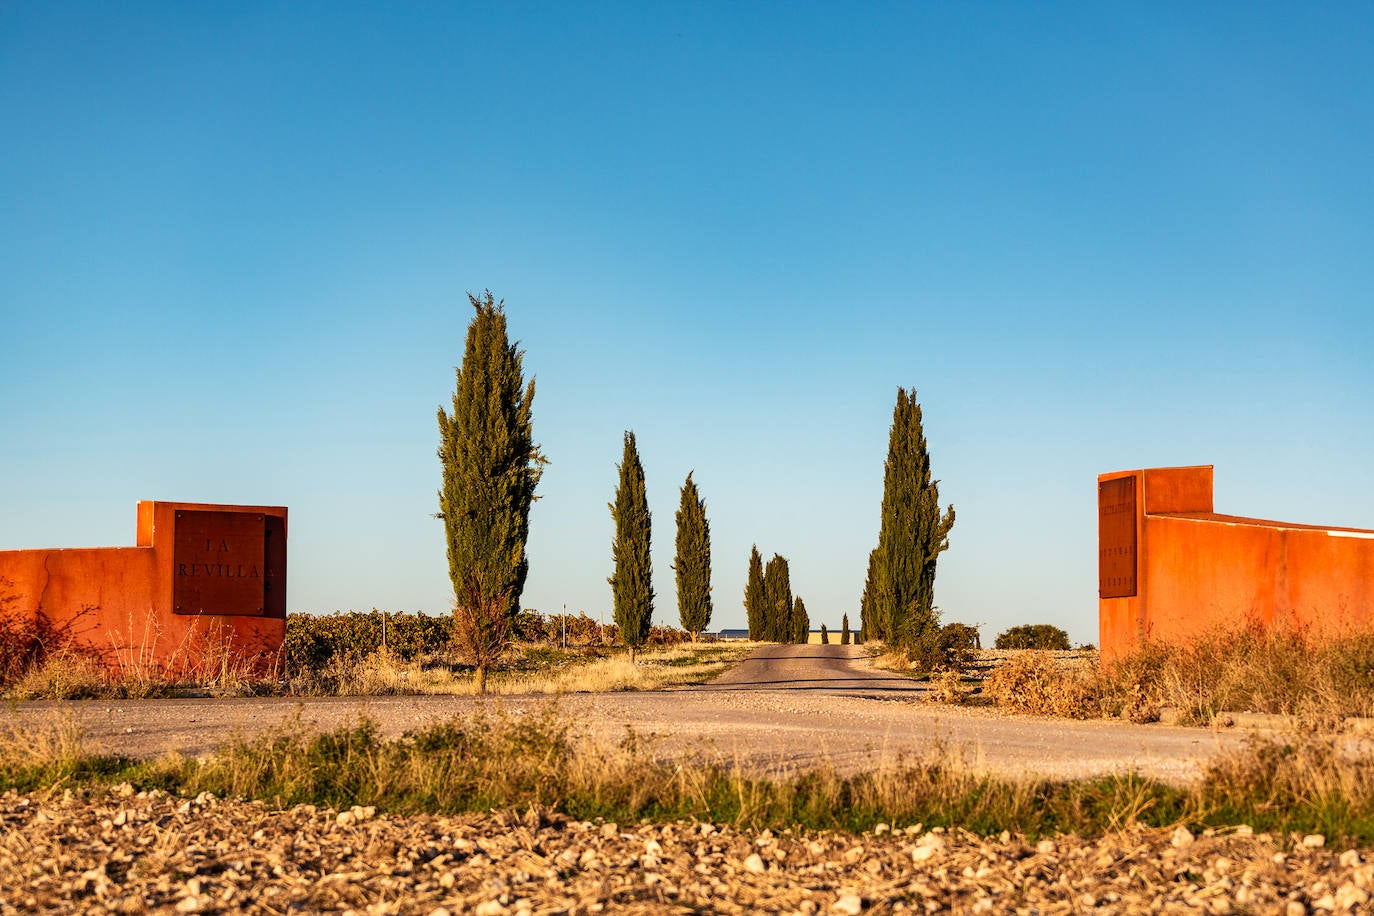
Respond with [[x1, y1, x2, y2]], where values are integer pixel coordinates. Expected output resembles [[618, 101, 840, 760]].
[[7, 644, 1250, 783], [699, 643, 928, 697]]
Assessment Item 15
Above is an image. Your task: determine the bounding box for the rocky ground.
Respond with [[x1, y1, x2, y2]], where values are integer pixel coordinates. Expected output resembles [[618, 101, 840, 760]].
[[3, 787, 1372, 914]]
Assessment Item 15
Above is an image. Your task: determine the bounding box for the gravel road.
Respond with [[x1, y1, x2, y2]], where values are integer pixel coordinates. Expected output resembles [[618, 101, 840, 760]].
[[8, 645, 1246, 783]]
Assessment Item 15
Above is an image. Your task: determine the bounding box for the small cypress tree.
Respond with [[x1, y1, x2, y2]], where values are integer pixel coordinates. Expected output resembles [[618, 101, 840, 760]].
[[674, 472, 712, 641], [762, 554, 792, 642], [841, 612, 851, 645], [437, 291, 545, 693], [791, 596, 809, 644], [873, 388, 955, 651], [819, 623, 829, 645], [744, 546, 766, 640], [608, 431, 653, 662]]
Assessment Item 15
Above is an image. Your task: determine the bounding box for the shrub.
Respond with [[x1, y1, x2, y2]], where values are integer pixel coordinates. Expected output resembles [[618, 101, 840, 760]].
[[983, 651, 1096, 718], [994, 624, 1071, 651], [926, 667, 971, 705], [907, 622, 981, 674], [284, 611, 453, 675]]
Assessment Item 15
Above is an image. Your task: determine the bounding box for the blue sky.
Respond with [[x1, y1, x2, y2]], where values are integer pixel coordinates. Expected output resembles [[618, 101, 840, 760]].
[[3, 3, 1371, 644]]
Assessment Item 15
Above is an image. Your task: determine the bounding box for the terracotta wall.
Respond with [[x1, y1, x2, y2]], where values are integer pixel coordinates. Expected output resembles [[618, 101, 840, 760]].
[[1098, 467, 1374, 663], [0, 501, 287, 676]]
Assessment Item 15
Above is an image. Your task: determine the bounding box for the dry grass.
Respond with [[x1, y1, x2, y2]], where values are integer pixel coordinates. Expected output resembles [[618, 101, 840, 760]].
[[1099, 626, 1374, 726], [8, 704, 1374, 843], [486, 644, 747, 694], [2, 637, 752, 703], [295, 642, 751, 697], [6, 651, 108, 700], [965, 627, 1374, 728], [1, 615, 272, 701], [0, 713, 122, 790]]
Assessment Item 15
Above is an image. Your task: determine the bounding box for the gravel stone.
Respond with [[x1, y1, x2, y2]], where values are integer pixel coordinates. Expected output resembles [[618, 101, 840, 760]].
[[5, 788, 1374, 913]]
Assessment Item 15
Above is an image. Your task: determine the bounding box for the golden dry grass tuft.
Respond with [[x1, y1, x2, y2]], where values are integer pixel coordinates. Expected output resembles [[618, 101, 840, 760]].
[[7, 651, 108, 700]]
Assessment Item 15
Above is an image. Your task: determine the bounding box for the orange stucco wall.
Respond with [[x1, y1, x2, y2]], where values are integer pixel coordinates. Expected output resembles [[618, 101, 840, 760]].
[[1098, 467, 1374, 663], [0, 501, 286, 676]]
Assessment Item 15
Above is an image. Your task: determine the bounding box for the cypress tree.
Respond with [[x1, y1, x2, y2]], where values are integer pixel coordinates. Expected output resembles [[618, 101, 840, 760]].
[[762, 554, 792, 643], [674, 472, 712, 641], [791, 596, 809, 644], [841, 612, 851, 645], [609, 431, 653, 662], [859, 547, 883, 642], [744, 546, 766, 640], [437, 291, 545, 693], [872, 388, 955, 651], [820, 623, 829, 645]]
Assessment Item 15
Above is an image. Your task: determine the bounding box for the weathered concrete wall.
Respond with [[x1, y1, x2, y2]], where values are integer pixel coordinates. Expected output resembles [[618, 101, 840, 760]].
[[0, 501, 286, 676], [1098, 467, 1374, 663]]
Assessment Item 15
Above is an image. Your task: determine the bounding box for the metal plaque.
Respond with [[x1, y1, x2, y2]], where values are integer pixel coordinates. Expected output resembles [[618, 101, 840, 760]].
[[1098, 477, 1138, 598], [173, 510, 267, 616], [263, 513, 287, 619]]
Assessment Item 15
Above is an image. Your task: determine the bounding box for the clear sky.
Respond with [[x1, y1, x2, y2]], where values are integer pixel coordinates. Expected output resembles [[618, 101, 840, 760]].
[[3, 3, 1372, 645]]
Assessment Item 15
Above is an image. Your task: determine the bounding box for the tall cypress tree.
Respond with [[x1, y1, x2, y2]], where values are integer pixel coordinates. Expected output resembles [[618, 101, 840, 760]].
[[437, 291, 544, 693], [841, 612, 851, 645], [859, 547, 883, 642], [744, 545, 766, 640], [872, 388, 955, 651], [674, 472, 712, 641], [790, 596, 810, 644], [762, 554, 792, 643], [609, 431, 653, 662]]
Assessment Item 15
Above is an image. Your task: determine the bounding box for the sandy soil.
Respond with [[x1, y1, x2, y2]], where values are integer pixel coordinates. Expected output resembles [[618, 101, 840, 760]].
[[7, 645, 1246, 783]]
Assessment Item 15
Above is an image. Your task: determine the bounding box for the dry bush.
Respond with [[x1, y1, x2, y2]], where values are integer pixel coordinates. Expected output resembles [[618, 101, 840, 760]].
[[983, 651, 1097, 718], [1099, 625, 1374, 725], [926, 667, 971, 705]]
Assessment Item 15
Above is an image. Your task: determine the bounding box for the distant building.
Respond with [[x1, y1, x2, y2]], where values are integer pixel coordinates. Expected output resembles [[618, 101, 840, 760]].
[[713, 629, 750, 640]]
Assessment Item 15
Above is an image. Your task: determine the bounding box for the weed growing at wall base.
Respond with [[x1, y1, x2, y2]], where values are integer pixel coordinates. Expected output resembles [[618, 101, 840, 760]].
[[973, 626, 1374, 726]]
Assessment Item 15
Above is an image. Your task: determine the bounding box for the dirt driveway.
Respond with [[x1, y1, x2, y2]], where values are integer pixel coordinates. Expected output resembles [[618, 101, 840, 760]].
[[8, 644, 1247, 783]]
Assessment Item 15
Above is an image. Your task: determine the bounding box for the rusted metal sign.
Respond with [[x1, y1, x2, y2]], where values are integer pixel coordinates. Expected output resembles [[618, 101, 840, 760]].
[[173, 510, 267, 615], [1099, 477, 1138, 598]]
